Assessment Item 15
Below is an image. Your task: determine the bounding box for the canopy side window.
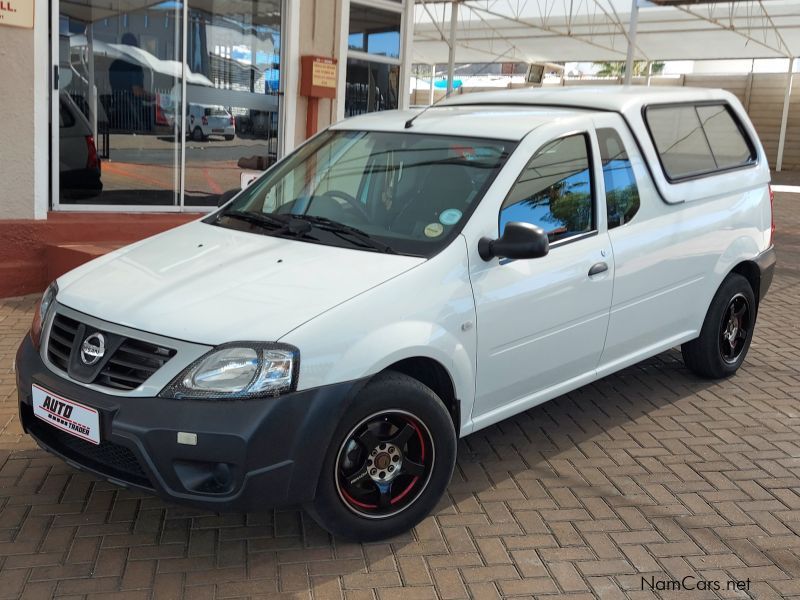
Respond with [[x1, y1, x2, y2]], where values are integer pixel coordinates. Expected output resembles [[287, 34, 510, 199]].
[[644, 102, 756, 182]]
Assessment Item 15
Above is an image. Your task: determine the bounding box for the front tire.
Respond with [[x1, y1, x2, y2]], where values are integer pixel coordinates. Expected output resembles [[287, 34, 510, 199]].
[[682, 273, 756, 379], [306, 371, 456, 542]]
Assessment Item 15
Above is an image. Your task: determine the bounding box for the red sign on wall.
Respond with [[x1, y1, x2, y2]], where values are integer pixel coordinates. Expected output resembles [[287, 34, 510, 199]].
[[300, 56, 338, 99]]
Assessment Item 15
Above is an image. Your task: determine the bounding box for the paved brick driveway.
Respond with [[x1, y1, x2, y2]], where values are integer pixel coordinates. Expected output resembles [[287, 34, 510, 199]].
[[1, 192, 799, 600]]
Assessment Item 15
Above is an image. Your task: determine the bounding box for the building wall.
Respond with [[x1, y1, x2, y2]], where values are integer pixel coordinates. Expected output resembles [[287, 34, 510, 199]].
[[0, 26, 35, 219], [294, 0, 343, 147]]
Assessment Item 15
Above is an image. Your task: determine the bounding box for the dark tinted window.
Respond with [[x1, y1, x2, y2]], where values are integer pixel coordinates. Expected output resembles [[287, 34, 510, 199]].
[[597, 128, 640, 228], [696, 105, 754, 169], [645, 103, 755, 180], [646, 105, 716, 179], [345, 59, 399, 116], [501, 134, 593, 243]]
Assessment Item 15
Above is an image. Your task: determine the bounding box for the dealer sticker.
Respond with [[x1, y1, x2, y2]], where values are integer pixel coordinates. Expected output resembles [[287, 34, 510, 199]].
[[32, 384, 100, 445], [424, 222, 444, 238]]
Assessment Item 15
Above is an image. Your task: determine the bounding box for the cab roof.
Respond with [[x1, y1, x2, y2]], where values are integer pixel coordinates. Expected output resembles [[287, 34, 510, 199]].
[[331, 86, 740, 142], [331, 105, 591, 141]]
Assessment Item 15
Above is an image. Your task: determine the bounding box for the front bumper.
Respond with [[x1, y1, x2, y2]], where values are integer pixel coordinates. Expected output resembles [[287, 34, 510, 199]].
[[16, 335, 365, 512]]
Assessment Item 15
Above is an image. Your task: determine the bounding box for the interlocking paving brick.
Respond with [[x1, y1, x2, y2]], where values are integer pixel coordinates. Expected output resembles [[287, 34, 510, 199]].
[[0, 189, 799, 598]]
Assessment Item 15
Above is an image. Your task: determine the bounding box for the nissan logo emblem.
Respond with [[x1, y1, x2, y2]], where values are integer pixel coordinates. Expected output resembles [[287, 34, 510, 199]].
[[80, 332, 106, 366]]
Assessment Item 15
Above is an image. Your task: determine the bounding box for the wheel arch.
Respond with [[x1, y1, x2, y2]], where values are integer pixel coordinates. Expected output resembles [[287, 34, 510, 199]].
[[381, 357, 460, 436], [728, 260, 760, 308]]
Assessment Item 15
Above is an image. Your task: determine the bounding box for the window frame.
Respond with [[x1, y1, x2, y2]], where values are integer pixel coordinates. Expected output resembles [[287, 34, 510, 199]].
[[642, 101, 757, 184], [498, 131, 598, 250], [597, 126, 641, 231]]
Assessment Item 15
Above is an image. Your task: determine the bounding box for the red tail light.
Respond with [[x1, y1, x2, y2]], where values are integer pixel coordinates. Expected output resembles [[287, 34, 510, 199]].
[[202, 115, 208, 126], [229, 114, 235, 126], [768, 184, 775, 247], [85, 135, 99, 171]]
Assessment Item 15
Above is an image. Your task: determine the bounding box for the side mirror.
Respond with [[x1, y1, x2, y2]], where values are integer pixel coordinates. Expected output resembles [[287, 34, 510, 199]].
[[478, 222, 549, 262]]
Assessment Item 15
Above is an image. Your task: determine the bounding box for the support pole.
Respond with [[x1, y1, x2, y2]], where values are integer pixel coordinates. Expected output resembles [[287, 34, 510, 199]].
[[87, 24, 97, 140], [306, 97, 319, 139], [645, 60, 652, 86], [624, 0, 639, 86], [447, 1, 458, 95], [776, 57, 795, 172], [430, 64, 436, 105], [399, 0, 415, 110]]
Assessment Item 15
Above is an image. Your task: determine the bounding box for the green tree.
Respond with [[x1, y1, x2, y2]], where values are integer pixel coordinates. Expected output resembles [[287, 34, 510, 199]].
[[594, 61, 665, 77]]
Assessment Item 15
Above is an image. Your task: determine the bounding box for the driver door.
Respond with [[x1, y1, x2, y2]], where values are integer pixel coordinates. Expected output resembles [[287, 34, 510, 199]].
[[468, 130, 614, 427]]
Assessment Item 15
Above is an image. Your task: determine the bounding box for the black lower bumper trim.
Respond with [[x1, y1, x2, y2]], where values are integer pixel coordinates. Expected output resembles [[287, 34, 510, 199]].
[[22, 403, 152, 488], [16, 335, 366, 512]]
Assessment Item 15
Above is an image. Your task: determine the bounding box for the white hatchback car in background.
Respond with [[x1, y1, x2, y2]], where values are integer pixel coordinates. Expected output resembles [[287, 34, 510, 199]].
[[17, 87, 775, 541], [182, 103, 235, 141]]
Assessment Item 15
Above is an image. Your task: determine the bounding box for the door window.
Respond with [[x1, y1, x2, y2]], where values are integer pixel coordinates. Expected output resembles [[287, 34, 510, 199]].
[[597, 128, 640, 228], [500, 134, 594, 243]]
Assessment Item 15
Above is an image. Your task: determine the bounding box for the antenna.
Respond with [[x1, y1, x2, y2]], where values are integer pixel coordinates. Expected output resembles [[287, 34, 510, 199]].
[[404, 76, 455, 129]]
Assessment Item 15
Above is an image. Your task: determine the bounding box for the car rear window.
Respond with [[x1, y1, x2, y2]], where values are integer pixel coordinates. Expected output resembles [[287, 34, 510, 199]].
[[59, 100, 76, 128], [644, 103, 755, 181]]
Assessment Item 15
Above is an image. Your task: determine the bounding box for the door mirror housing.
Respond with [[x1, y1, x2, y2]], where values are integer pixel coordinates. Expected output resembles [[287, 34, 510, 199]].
[[478, 222, 549, 261]]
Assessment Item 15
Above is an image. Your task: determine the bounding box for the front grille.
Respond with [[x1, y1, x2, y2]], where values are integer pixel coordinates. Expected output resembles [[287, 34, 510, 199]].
[[97, 338, 176, 391], [47, 313, 79, 371], [46, 312, 176, 391], [24, 405, 151, 488]]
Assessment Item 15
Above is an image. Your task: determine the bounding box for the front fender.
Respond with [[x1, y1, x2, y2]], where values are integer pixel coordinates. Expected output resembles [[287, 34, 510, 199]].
[[281, 236, 477, 436], [340, 320, 472, 406]]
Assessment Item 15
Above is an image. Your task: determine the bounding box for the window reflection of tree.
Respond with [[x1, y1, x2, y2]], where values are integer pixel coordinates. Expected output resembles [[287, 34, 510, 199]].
[[505, 139, 592, 240]]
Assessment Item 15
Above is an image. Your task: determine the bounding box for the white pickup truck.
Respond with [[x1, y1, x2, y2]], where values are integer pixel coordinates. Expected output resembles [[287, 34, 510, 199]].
[[17, 86, 775, 541]]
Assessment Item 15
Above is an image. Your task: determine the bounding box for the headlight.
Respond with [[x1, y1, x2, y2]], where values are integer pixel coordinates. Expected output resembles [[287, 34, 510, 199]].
[[160, 343, 299, 399], [31, 281, 58, 350]]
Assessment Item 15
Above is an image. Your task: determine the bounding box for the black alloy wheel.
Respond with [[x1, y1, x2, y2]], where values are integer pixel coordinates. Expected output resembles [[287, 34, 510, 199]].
[[306, 371, 456, 541], [682, 272, 756, 379], [719, 292, 751, 364], [335, 410, 433, 518]]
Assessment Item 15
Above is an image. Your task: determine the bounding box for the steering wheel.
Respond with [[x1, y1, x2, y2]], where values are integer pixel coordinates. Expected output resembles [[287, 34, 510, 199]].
[[317, 190, 370, 221]]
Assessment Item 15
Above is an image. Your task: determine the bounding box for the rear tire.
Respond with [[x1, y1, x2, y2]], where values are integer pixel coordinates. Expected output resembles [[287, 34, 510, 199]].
[[192, 127, 206, 142], [681, 273, 756, 379], [306, 371, 456, 542]]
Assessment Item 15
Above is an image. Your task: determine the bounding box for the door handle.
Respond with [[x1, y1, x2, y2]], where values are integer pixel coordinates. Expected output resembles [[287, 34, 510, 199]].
[[588, 262, 608, 276]]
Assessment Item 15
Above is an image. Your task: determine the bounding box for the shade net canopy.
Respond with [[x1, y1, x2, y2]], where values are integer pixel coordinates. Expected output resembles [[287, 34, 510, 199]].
[[413, 0, 799, 64]]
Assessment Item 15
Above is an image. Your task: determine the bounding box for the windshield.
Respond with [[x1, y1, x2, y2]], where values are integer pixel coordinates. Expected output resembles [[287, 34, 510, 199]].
[[211, 130, 513, 256]]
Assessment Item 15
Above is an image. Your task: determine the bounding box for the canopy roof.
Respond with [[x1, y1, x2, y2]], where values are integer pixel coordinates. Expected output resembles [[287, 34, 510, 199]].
[[413, 0, 800, 64]]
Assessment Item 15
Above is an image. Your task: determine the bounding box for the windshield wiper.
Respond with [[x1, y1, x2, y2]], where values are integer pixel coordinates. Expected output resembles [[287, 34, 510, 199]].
[[289, 215, 397, 254], [216, 210, 287, 229]]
